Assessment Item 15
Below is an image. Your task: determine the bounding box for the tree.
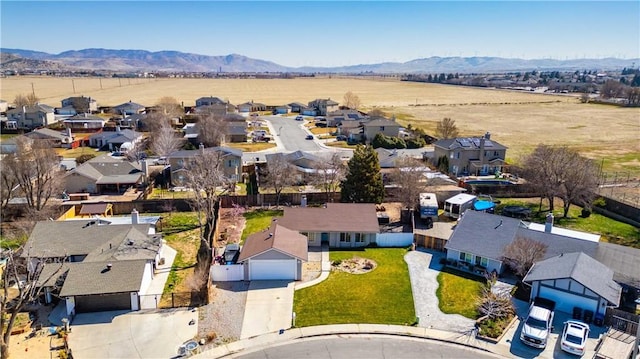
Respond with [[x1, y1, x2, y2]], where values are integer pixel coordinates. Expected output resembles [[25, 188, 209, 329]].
[[476, 272, 515, 323], [600, 80, 625, 99], [1, 250, 66, 358], [435, 117, 459, 139], [367, 108, 385, 117], [75, 153, 96, 164], [340, 145, 384, 203], [150, 121, 183, 158], [343, 91, 361, 110], [391, 157, 429, 210], [263, 154, 296, 206], [435, 155, 449, 174], [69, 96, 91, 114], [626, 87, 640, 106], [520, 145, 599, 217], [13, 93, 40, 108], [155, 96, 183, 119], [311, 153, 346, 202], [184, 150, 232, 277], [501, 237, 548, 277], [197, 112, 226, 147], [3, 137, 63, 212], [0, 157, 19, 214]]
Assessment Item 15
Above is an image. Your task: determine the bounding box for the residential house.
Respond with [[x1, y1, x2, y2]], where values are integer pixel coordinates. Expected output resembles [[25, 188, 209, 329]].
[[182, 123, 199, 144], [288, 102, 305, 113], [307, 98, 339, 116], [113, 101, 145, 115], [195, 96, 227, 107], [167, 145, 243, 185], [237, 101, 267, 113], [117, 113, 146, 130], [273, 105, 291, 114], [433, 132, 507, 176], [25, 127, 74, 148], [26, 220, 162, 315], [61, 96, 98, 113], [264, 151, 324, 184], [56, 105, 77, 116], [6, 104, 55, 130], [64, 154, 146, 194], [226, 121, 248, 143], [237, 219, 308, 280], [88, 127, 143, 152], [523, 252, 621, 318], [337, 119, 364, 140], [363, 118, 401, 143], [63, 113, 107, 130], [443, 210, 640, 316], [277, 203, 380, 248], [193, 103, 236, 117], [326, 109, 366, 127]]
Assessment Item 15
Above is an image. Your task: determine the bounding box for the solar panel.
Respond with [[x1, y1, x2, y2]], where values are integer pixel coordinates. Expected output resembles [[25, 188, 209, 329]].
[[347, 114, 360, 119]]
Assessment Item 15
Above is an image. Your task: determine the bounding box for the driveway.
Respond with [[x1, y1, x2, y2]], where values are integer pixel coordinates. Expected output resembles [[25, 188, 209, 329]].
[[404, 249, 476, 332], [240, 281, 295, 339], [68, 308, 198, 358]]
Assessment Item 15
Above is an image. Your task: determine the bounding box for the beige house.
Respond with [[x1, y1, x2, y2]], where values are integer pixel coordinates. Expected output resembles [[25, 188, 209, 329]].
[[167, 145, 243, 186], [307, 98, 339, 116], [61, 96, 98, 113], [433, 132, 507, 176], [6, 104, 55, 130], [363, 118, 401, 143]]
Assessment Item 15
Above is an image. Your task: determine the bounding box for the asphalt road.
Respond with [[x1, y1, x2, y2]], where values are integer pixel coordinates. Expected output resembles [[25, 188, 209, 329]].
[[233, 335, 503, 359], [263, 115, 321, 152]]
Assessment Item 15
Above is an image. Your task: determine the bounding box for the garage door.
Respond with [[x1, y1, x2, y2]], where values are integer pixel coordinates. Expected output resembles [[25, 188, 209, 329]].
[[249, 260, 296, 280], [538, 286, 598, 314], [75, 293, 132, 313]]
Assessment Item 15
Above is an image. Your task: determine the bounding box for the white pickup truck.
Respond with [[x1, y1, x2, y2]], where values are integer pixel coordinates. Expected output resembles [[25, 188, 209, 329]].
[[520, 297, 556, 349]]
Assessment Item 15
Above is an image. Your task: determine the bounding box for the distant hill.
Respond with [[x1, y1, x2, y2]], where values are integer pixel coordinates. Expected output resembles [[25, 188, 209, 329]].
[[1, 48, 637, 73], [0, 52, 71, 71]]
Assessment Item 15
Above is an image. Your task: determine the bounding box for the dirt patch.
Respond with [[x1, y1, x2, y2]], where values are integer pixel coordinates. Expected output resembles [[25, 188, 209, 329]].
[[216, 207, 246, 248], [332, 257, 377, 274]]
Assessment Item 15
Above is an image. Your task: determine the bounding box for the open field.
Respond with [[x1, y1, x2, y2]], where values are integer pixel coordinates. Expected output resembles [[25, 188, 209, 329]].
[[3, 76, 639, 175]]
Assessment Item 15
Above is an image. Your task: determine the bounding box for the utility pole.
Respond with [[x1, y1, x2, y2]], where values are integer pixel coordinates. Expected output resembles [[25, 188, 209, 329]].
[[99, 78, 103, 89], [31, 82, 35, 96], [71, 79, 76, 94]]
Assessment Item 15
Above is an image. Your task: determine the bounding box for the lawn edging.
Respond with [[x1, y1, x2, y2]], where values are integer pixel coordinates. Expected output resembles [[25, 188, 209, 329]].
[[199, 324, 498, 358], [475, 314, 519, 344]]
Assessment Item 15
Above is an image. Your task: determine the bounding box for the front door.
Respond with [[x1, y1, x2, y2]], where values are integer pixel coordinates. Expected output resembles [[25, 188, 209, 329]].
[[321, 233, 329, 244]]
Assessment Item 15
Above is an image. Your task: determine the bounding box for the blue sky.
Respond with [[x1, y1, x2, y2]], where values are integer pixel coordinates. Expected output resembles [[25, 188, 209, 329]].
[[1, 1, 639, 67]]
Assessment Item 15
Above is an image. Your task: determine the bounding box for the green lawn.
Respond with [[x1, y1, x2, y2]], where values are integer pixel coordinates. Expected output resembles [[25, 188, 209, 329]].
[[294, 248, 416, 326], [240, 209, 283, 243], [496, 198, 640, 248], [435, 267, 484, 319], [155, 212, 201, 294]]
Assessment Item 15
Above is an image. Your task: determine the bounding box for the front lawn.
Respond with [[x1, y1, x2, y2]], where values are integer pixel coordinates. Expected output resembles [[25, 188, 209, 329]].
[[496, 198, 640, 248], [157, 212, 200, 297], [240, 209, 283, 243], [435, 267, 484, 319], [226, 142, 276, 152], [294, 248, 415, 326], [54, 147, 109, 159]]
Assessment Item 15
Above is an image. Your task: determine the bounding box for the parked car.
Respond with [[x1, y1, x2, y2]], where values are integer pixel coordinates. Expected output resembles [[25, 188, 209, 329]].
[[295, 115, 304, 121], [561, 321, 590, 356], [336, 135, 347, 141], [520, 297, 556, 349], [305, 135, 314, 140]]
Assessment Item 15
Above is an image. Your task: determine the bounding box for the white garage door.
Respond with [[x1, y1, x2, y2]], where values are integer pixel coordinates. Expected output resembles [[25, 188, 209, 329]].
[[538, 286, 598, 314], [250, 259, 296, 280]]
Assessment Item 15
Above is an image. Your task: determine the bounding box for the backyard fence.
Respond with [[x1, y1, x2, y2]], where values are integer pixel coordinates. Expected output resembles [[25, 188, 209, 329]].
[[139, 291, 207, 309], [604, 308, 639, 336]]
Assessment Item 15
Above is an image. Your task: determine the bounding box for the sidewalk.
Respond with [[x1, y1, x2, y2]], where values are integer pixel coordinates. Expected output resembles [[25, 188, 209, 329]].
[[139, 242, 176, 309], [192, 324, 510, 358], [295, 243, 330, 290]]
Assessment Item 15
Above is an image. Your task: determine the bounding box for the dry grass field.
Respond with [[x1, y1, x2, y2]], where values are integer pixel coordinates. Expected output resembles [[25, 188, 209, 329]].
[[2, 76, 638, 175]]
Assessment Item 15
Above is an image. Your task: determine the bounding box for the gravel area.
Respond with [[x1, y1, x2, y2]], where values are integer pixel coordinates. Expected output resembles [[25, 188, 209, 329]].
[[198, 281, 249, 348], [404, 248, 476, 333]]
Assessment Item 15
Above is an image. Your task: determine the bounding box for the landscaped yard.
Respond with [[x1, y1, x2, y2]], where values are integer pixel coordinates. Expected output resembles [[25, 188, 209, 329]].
[[54, 146, 109, 159], [240, 209, 283, 243], [496, 197, 640, 248], [435, 267, 484, 319], [226, 142, 276, 152], [293, 248, 415, 326]]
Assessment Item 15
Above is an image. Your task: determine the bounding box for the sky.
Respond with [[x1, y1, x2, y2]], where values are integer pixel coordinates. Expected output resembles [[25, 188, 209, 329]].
[[1, 1, 639, 67]]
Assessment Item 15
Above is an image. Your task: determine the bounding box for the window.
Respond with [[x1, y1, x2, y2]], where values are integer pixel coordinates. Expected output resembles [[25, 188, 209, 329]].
[[340, 233, 351, 242], [475, 256, 488, 267], [459, 252, 466, 261], [380, 126, 385, 131], [355, 233, 364, 242], [460, 252, 472, 263]]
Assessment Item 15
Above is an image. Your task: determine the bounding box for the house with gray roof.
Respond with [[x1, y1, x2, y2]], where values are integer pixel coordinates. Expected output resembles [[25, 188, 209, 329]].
[[64, 154, 145, 194], [63, 113, 107, 130], [25, 219, 162, 315], [6, 104, 55, 130], [307, 98, 339, 116], [113, 101, 145, 115], [61, 96, 98, 113], [88, 127, 142, 151], [524, 252, 621, 317], [363, 118, 401, 143], [433, 132, 507, 176]]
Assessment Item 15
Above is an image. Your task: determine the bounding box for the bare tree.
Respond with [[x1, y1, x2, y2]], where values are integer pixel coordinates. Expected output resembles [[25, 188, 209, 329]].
[[263, 154, 296, 206], [150, 121, 183, 157], [343, 91, 361, 110], [435, 117, 459, 139], [197, 112, 226, 147], [155, 96, 183, 119], [476, 272, 515, 322], [600, 80, 626, 99], [626, 87, 640, 106], [6, 137, 63, 212], [0, 156, 19, 214], [13, 93, 40, 108], [184, 150, 232, 274], [501, 237, 548, 278], [367, 108, 386, 117], [311, 153, 346, 202], [390, 156, 429, 210], [1, 250, 66, 358]]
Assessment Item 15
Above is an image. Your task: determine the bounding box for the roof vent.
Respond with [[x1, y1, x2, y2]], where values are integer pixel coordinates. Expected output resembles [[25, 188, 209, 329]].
[[106, 263, 112, 270]]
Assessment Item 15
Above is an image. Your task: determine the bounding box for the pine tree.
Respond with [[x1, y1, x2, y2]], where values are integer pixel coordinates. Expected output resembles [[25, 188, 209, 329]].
[[340, 145, 384, 203]]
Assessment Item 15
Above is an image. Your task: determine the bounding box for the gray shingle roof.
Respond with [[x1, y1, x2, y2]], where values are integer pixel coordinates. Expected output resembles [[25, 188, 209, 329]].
[[25, 128, 68, 141], [434, 137, 507, 151], [595, 243, 640, 288], [59, 260, 147, 296], [68, 156, 143, 184], [363, 118, 399, 127], [168, 146, 242, 159], [524, 252, 621, 304]]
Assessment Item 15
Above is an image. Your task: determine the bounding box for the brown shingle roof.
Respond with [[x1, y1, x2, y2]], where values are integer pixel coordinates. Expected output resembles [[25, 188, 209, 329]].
[[238, 220, 308, 262], [277, 203, 379, 233]]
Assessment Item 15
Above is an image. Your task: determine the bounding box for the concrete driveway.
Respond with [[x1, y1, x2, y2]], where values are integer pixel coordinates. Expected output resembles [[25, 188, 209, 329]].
[[405, 248, 476, 332], [68, 308, 198, 358], [240, 281, 295, 339]]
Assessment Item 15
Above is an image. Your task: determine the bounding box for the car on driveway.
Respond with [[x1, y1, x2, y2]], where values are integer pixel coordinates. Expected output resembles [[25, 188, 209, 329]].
[[305, 134, 314, 140], [561, 320, 590, 356], [295, 115, 304, 121]]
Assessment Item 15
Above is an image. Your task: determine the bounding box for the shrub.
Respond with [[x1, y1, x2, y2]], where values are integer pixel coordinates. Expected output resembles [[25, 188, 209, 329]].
[[76, 153, 96, 164], [406, 137, 426, 149]]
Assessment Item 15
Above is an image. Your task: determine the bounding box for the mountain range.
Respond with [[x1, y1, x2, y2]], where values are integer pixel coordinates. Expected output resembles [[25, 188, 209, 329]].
[[1, 48, 637, 73]]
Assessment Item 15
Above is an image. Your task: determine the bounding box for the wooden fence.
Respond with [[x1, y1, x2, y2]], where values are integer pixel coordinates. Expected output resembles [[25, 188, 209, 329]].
[[604, 307, 639, 335]]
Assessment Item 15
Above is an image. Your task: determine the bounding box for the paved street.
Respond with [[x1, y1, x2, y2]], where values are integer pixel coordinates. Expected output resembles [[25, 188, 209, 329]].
[[234, 335, 504, 359], [262, 116, 321, 152]]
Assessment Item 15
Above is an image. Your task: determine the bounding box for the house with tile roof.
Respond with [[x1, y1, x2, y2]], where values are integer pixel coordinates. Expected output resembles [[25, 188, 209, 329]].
[[433, 132, 507, 176]]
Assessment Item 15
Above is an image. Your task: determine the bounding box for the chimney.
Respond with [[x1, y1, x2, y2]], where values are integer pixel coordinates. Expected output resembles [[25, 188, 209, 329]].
[[545, 213, 554, 233], [485, 132, 491, 140], [106, 263, 112, 271], [131, 208, 139, 224], [199, 143, 204, 153], [116, 125, 121, 133], [66, 127, 72, 138]]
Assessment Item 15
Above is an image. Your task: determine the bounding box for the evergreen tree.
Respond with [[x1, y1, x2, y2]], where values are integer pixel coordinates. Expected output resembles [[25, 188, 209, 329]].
[[340, 145, 384, 203]]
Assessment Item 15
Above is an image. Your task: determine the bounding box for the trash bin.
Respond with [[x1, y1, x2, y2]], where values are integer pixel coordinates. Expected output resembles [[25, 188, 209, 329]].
[[583, 310, 594, 324], [594, 314, 604, 327], [573, 307, 582, 320]]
